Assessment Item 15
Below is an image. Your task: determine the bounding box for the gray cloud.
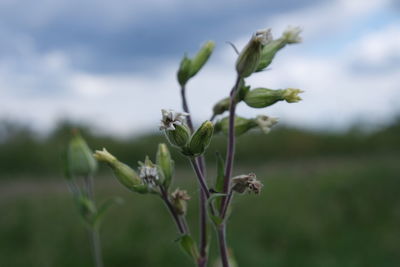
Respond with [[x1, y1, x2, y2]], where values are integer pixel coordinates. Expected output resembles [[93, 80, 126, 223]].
[[0, 0, 326, 74]]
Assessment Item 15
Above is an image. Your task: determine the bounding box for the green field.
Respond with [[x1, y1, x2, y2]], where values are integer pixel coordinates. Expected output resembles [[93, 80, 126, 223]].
[[1, 154, 399, 267]]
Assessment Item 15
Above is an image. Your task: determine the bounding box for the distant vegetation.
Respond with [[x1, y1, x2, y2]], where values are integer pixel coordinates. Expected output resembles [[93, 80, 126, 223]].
[[0, 119, 399, 177]]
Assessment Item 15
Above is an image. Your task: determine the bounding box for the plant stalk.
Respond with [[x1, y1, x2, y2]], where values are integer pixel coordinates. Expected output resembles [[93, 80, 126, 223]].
[[160, 185, 188, 234], [181, 84, 210, 266], [217, 75, 241, 267], [84, 175, 104, 267], [88, 227, 104, 267], [217, 224, 229, 267]]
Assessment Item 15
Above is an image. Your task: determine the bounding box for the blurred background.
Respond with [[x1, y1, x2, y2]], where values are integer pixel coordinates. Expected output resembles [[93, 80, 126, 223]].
[[0, 0, 399, 266]]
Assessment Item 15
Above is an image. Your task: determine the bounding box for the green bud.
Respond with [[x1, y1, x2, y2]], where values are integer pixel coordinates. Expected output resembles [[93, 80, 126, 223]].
[[256, 26, 302, 72], [187, 121, 214, 156], [177, 55, 192, 86], [215, 116, 257, 137], [189, 41, 215, 77], [212, 97, 231, 116], [67, 131, 97, 177], [165, 124, 191, 148], [93, 148, 143, 192], [212, 83, 249, 116], [156, 143, 174, 189], [236, 29, 271, 78], [171, 188, 190, 215], [244, 88, 303, 108], [244, 88, 284, 108]]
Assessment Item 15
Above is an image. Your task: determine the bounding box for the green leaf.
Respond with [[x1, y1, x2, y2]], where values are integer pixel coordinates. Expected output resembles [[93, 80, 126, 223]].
[[215, 152, 225, 209], [207, 193, 226, 226], [93, 197, 124, 227], [178, 234, 199, 261]]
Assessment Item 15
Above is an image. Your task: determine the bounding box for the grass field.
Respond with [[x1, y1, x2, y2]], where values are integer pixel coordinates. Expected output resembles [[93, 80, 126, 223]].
[[1, 154, 399, 267]]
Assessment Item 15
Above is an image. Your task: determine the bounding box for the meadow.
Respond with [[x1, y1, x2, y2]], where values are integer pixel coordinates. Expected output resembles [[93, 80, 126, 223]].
[[0, 121, 399, 266]]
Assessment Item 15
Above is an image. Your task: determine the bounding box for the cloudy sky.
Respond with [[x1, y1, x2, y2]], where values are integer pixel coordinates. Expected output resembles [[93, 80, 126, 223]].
[[0, 0, 399, 136]]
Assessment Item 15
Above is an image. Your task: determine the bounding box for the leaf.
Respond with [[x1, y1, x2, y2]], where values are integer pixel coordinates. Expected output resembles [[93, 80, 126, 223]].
[[93, 197, 124, 227], [178, 234, 199, 261], [207, 193, 226, 226]]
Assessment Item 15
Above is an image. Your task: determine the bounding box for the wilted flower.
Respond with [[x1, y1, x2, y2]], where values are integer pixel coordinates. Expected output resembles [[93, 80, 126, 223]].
[[232, 173, 263, 194], [171, 188, 191, 215], [282, 26, 302, 44], [256, 115, 278, 134], [160, 109, 189, 131], [255, 28, 273, 45]]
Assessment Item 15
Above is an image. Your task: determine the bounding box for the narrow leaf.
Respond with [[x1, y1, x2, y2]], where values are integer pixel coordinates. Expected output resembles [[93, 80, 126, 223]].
[[178, 234, 199, 261]]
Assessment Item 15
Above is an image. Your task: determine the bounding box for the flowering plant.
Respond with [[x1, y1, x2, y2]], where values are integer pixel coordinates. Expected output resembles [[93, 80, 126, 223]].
[[66, 26, 303, 267]]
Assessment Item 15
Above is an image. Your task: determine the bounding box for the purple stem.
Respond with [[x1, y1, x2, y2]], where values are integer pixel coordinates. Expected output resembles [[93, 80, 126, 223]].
[[217, 224, 229, 267], [159, 185, 187, 234], [180, 84, 209, 266], [218, 75, 241, 267]]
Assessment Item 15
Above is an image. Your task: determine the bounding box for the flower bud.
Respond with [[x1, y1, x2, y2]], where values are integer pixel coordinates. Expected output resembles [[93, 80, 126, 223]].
[[244, 88, 303, 108], [232, 173, 263, 194], [215, 116, 257, 137], [165, 124, 191, 148], [67, 131, 97, 177], [171, 188, 190, 215], [256, 26, 302, 72], [177, 55, 192, 86], [187, 121, 214, 156], [212, 83, 250, 117], [189, 41, 215, 77], [157, 143, 174, 189], [236, 29, 272, 78], [94, 148, 143, 191], [212, 97, 230, 116]]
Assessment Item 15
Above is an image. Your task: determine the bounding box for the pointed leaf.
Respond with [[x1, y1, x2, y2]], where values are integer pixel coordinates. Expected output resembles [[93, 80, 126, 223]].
[[178, 234, 199, 261]]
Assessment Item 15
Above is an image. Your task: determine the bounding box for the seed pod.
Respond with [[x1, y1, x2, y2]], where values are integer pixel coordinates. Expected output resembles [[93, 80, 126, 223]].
[[93, 148, 143, 192], [190, 41, 215, 77], [187, 121, 214, 156], [165, 124, 191, 148], [67, 131, 97, 177], [156, 143, 174, 189]]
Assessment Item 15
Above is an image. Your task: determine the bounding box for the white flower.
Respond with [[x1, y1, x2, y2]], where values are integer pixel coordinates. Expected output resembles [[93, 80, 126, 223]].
[[160, 109, 189, 131], [282, 26, 302, 44], [255, 28, 272, 45], [256, 115, 278, 134], [139, 165, 159, 186]]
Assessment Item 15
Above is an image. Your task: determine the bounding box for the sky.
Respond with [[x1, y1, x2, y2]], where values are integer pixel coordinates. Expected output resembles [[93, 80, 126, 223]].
[[0, 0, 399, 136]]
